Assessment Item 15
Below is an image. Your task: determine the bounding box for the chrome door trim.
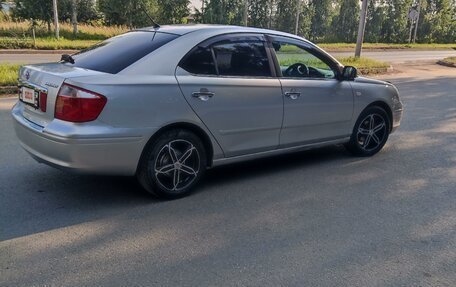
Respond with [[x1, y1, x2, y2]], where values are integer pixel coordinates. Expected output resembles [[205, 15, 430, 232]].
[[211, 136, 350, 167], [192, 91, 215, 101]]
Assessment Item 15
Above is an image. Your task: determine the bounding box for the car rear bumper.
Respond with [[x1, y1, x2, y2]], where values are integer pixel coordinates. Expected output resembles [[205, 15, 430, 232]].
[[12, 103, 146, 176]]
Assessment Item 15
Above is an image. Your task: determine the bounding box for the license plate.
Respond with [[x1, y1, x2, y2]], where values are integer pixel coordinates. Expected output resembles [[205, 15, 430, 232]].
[[20, 87, 38, 107]]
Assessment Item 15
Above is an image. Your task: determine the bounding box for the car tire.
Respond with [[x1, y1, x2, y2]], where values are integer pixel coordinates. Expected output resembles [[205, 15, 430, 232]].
[[345, 106, 390, 157], [137, 129, 207, 199]]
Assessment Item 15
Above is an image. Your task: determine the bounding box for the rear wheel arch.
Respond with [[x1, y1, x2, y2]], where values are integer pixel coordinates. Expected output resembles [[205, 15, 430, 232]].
[[136, 122, 214, 174]]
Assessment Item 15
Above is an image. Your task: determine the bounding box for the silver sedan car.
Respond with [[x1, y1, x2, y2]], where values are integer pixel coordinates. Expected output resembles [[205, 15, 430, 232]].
[[12, 25, 403, 199]]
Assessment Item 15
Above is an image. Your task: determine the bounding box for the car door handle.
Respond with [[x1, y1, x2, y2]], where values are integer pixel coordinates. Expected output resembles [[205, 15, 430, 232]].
[[284, 92, 301, 100], [192, 91, 215, 101]]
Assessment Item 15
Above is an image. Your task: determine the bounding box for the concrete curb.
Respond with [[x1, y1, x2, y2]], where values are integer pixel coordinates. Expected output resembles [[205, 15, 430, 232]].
[[358, 65, 394, 75], [437, 60, 456, 68], [0, 86, 17, 95]]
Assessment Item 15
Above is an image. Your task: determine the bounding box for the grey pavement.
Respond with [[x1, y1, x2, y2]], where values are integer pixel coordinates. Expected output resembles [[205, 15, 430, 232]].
[[1, 49, 456, 64], [0, 64, 455, 286]]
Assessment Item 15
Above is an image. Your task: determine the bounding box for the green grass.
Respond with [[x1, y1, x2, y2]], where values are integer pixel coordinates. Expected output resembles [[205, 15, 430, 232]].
[[0, 21, 127, 40], [338, 56, 390, 75], [0, 36, 99, 50], [338, 56, 389, 69], [0, 63, 20, 86]]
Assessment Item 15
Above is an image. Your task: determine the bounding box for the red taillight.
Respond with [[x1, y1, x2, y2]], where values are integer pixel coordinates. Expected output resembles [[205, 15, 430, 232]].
[[55, 84, 107, 122], [39, 91, 47, 112]]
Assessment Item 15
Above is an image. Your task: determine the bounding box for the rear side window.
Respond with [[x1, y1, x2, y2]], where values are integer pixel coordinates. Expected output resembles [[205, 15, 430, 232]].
[[179, 35, 272, 77], [212, 41, 271, 77], [180, 46, 216, 75], [71, 31, 179, 74]]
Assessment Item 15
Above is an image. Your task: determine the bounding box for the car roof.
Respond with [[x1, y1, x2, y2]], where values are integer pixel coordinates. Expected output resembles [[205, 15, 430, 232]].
[[136, 24, 304, 40]]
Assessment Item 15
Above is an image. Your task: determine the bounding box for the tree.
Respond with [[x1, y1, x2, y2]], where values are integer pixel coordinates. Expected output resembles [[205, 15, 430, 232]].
[[309, 0, 335, 42], [418, 0, 456, 43], [13, 0, 54, 31], [381, 0, 414, 43], [97, 0, 158, 28], [276, 0, 297, 33], [58, 0, 100, 24], [156, 0, 190, 24], [249, 0, 273, 28], [202, 0, 244, 25], [365, 0, 388, 42], [332, 0, 360, 42]]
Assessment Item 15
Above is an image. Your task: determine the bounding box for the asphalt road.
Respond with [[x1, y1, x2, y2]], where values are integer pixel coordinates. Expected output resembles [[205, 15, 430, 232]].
[[1, 64, 455, 286], [1, 49, 456, 64]]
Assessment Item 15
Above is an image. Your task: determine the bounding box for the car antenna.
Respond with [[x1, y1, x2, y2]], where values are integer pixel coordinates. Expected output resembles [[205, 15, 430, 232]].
[[139, 0, 160, 29]]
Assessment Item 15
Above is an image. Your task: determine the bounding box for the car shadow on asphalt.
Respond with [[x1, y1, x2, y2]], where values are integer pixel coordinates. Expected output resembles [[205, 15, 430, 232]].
[[0, 143, 355, 241]]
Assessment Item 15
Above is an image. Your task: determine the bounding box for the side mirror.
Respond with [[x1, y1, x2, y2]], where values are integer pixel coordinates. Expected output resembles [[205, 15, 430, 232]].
[[341, 66, 357, 81]]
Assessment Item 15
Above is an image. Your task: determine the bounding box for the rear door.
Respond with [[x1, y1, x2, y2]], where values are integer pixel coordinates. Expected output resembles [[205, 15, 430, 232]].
[[176, 34, 283, 157]]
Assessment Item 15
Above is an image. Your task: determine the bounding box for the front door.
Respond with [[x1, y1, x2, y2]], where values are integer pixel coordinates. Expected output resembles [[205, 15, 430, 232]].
[[270, 36, 354, 147], [176, 34, 284, 157]]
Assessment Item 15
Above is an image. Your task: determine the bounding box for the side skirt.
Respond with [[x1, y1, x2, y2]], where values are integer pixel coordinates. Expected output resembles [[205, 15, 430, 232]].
[[211, 137, 350, 168]]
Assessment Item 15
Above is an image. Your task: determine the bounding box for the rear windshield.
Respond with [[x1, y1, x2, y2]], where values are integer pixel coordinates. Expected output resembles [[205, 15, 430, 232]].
[[70, 31, 179, 74]]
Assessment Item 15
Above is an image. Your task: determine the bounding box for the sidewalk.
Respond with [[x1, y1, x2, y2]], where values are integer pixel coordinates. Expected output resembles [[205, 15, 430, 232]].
[[0, 49, 78, 54]]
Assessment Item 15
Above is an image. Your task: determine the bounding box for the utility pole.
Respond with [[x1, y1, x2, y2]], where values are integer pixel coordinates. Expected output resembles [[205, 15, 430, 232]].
[[355, 0, 368, 58], [71, 0, 78, 37], [408, 19, 414, 44], [244, 0, 248, 26], [52, 0, 59, 39], [407, 5, 419, 44], [294, 0, 301, 35], [412, 0, 421, 43]]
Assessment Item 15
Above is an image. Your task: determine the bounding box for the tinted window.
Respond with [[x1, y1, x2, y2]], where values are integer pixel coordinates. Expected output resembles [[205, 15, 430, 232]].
[[71, 31, 179, 74], [212, 41, 271, 77], [180, 46, 216, 75]]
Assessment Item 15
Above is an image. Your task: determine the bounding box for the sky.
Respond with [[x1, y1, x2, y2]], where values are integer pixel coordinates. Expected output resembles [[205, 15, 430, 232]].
[[190, 0, 202, 11]]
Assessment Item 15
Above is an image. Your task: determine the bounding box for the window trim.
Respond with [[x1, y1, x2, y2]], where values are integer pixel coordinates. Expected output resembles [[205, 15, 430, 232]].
[[266, 35, 342, 81], [178, 33, 277, 79]]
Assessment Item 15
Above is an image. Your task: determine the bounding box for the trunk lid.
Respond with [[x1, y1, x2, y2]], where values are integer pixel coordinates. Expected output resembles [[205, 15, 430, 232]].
[[18, 63, 105, 127]]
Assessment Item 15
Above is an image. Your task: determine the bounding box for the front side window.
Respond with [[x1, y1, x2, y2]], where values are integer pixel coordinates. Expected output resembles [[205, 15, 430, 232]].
[[212, 41, 271, 77], [272, 39, 336, 79]]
